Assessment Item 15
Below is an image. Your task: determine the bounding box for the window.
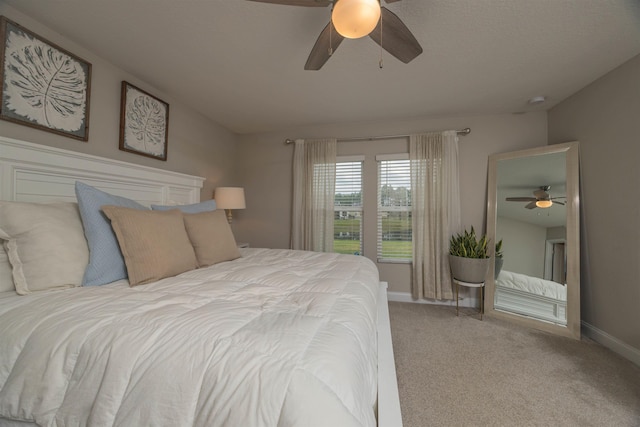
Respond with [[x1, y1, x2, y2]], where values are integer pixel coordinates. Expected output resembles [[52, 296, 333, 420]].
[[334, 157, 363, 255], [377, 155, 412, 262]]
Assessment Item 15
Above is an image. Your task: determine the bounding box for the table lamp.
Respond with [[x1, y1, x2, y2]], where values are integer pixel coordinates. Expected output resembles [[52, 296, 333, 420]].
[[214, 187, 246, 224]]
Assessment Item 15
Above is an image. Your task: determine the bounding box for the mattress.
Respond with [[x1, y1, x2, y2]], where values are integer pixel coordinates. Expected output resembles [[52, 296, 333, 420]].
[[0, 248, 380, 427], [496, 269, 566, 301]]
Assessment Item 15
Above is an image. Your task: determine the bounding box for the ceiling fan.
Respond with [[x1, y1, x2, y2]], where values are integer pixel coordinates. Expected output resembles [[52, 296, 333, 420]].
[[247, 0, 423, 70], [506, 186, 566, 209]]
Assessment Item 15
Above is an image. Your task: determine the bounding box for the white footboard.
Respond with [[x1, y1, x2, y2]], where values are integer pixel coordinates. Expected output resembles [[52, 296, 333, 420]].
[[377, 282, 403, 427], [495, 285, 567, 326]]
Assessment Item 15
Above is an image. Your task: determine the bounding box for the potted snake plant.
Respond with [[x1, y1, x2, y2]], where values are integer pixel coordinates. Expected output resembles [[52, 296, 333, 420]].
[[449, 226, 491, 283], [494, 239, 504, 279]]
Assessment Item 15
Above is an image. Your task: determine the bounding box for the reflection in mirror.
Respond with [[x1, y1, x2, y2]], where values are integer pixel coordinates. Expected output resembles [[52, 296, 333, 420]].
[[496, 152, 567, 325], [486, 142, 580, 339]]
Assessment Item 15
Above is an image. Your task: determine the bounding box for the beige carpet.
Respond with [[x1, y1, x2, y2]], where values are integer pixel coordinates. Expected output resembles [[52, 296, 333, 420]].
[[388, 302, 640, 427]]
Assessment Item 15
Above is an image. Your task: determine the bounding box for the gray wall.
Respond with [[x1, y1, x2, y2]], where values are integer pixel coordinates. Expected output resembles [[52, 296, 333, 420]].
[[548, 54, 640, 355], [497, 217, 546, 278], [235, 112, 548, 294], [0, 5, 239, 200]]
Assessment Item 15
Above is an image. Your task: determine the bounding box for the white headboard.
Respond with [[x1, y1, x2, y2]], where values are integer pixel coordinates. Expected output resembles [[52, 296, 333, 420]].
[[0, 136, 205, 205]]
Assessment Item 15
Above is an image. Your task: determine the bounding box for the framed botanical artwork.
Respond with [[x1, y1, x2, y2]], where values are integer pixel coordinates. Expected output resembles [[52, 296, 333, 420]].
[[119, 81, 169, 161], [0, 16, 92, 141]]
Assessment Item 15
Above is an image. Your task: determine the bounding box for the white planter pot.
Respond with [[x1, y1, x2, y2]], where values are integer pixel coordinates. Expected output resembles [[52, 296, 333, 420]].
[[449, 255, 491, 283]]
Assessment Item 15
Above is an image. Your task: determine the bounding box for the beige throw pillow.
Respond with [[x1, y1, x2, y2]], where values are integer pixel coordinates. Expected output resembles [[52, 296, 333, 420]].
[[0, 201, 89, 295], [102, 206, 198, 286], [183, 210, 241, 268]]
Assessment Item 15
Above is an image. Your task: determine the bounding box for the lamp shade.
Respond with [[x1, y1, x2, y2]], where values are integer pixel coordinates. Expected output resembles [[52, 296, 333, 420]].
[[536, 199, 553, 209], [214, 187, 246, 209], [332, 0, 381, 39]]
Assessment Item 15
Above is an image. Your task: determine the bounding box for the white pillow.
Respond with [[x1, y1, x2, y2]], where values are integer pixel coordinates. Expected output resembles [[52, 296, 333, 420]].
[[0, 242, 15, 293], [0, 201, 89, 295]]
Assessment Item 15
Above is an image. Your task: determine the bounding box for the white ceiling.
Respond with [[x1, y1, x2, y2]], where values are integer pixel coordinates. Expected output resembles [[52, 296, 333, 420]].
[[4, 0, 640, 134], [496, 151, 567, 228]]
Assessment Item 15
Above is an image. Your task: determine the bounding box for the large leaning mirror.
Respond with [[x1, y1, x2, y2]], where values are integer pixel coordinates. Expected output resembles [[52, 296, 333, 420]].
[[486, 142, 580, 339]]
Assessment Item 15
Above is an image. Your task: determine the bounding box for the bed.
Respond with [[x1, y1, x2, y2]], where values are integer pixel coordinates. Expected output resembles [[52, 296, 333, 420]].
[[0, 136, 402, 427], [494, 269, 567, 326]]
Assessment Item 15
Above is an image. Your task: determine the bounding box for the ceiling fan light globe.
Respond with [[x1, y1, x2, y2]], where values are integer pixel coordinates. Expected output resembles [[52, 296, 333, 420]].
[[535, 199, 553, 208], [332, 0, 381, 39]]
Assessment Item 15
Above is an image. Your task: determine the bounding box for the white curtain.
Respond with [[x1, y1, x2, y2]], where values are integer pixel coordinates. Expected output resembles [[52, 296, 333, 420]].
[[410, 131, 461, 300], [291, 138, 337, 252]]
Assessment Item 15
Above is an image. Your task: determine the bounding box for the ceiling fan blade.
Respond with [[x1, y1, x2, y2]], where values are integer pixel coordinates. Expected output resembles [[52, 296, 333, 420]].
[[369, 7, 423, 64], [525, 201, 537, 210], [384, 0, 403, 3], [246, 0, 330, 6], [305, 22, 345, 70], [506, 197, 537, 202], [553, 201, 566, 206]]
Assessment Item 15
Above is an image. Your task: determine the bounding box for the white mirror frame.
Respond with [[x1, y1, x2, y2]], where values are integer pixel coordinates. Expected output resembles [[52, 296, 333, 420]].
[[485, 142, 580, 339]]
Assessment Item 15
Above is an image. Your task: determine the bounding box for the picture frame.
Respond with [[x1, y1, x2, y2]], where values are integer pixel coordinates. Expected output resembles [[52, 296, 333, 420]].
[[119, 81, 169, 161], [0, 16, 92, 141]]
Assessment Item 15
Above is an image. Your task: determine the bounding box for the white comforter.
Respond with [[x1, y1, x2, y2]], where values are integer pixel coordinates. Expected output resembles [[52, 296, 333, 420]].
[[0, 249, 379, 427], [496, 269, 566, 301]]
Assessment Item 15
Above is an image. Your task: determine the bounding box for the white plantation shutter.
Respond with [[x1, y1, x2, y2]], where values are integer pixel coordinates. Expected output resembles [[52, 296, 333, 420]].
[[377, 154, 412, 262], [334, 157, 363, 255]]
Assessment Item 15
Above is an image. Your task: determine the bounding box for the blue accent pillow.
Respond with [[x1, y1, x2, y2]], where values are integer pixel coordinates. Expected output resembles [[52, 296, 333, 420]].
[[75, 182, 146, 286], [151, 199, 216, 214]]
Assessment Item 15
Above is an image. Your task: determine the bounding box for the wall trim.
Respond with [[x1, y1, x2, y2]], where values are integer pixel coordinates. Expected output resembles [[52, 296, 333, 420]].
[[387, 291, 478, 308], [581, 321, 640, 367]]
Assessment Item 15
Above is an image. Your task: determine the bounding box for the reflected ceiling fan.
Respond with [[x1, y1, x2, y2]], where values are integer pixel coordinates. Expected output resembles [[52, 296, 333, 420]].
[[247, 0, 423, 70], [506, 186, 566, 209]]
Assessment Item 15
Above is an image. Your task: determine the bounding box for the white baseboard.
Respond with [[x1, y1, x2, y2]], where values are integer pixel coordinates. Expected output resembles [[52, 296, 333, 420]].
[[581, 321, 640, 367], [387, 291, 479, 308]]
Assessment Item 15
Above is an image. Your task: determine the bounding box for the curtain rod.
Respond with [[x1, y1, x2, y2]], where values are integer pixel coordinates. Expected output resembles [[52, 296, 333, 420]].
[[284, 127, 470, 145]]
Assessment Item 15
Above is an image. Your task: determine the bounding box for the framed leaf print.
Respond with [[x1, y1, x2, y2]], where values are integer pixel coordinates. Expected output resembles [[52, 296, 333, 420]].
[[0, 16, 91, 141], [119, 81, 169, 161]]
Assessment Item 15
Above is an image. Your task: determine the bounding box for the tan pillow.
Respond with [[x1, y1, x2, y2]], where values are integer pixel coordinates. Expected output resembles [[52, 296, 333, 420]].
[[102, 206, 197, 286], [183, 210, 241, 267], [0, 201, 89, 295]]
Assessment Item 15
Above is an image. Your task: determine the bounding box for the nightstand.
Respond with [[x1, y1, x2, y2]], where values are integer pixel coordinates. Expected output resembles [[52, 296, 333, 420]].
[[237, 243, 249, 248], [454, 279, 484, 320]]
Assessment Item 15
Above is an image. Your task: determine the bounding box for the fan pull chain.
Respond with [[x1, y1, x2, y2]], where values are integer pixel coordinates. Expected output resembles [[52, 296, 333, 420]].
[[379, 11, 383, 69]]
